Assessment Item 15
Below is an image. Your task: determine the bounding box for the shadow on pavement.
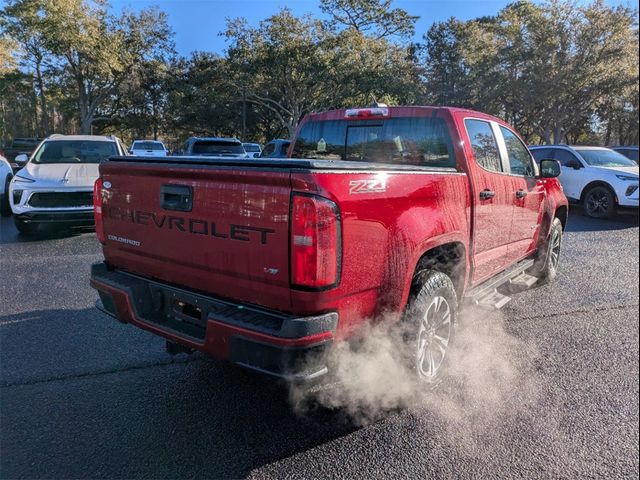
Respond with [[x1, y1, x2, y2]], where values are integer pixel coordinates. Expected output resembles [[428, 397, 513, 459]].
[[0, 307, 360, 479], [564, 206, 639, 232], [0, 215, 94, 244]]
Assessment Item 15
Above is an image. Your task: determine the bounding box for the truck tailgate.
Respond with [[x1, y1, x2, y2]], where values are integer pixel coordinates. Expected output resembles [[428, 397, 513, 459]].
[[99, 161, 292, 311]]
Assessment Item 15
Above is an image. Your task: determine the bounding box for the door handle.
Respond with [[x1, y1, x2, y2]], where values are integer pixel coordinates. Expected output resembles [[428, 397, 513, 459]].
[[479, 189, 495, 200], [515, 189, 527, 199]]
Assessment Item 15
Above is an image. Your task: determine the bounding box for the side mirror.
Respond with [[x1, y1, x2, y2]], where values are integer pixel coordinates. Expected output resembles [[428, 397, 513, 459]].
[[539, 159, 561, 178], [14, 153, 28, 166]]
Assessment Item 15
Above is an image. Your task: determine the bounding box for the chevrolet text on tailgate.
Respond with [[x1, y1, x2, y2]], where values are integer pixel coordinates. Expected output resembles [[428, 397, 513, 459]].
[[90, 106, 568, 385]]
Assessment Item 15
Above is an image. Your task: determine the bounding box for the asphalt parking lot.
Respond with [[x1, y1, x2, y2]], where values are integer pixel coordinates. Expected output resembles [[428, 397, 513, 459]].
[[1, 211, 638, 479]]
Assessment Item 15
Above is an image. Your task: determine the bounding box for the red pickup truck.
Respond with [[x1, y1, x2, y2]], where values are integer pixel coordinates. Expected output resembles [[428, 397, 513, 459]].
[[90, 106, 567, 385]]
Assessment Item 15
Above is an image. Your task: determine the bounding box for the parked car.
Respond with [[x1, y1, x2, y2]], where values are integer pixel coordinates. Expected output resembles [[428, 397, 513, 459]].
[[530, 145, 639, 218], [90, 105, 567, 386], [181, 137, 247, 158], [1, 137, 43, 164], [0, 154, 13, 216], [260, 139, 290, 158], [9, 134, 128, 235], [242, 142, 262, 158], [609, 146, 639, 164], [129, 140, 168, 157]]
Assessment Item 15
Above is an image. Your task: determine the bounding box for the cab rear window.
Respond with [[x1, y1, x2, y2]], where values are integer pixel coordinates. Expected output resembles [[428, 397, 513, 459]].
[[292, 117, 455, 168]]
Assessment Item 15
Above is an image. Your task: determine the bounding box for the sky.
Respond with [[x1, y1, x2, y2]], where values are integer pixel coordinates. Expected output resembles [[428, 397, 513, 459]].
[[108, 0, 634, 56]]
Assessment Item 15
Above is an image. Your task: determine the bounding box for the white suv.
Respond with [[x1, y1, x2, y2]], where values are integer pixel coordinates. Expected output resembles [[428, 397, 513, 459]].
[[9, 134, 127, 234], [530, 145, 639, 218]]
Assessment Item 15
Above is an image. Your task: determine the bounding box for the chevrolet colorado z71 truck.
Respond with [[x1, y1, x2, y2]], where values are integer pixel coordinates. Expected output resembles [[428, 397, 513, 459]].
[[90, 106, 567, 385]]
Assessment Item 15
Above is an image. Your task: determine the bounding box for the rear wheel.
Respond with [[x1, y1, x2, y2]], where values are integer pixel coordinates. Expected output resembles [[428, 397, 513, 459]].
[[530, 217, 563, 285], [1, 175, 12, 216], [583, 185, 616, 219], [404, 270, 457, 387]]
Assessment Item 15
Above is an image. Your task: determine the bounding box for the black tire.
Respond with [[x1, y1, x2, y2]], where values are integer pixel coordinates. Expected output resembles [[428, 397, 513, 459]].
[[14, 217, 39, 236], [1, 175, 12, 216], [583, 185, 616, 219], [529, 217, 563, 286], [404, 270, 458, 387]]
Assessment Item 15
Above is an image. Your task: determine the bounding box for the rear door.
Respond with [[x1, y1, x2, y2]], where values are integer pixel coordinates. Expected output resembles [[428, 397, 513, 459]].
[[99, 161, 293, 311], [496, 126, 545, 263], [463, 118, 514, 283]]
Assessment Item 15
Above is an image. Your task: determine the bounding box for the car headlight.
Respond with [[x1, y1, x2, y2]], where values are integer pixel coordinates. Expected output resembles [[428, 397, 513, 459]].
[[13, 174, 35, 183], [615, 174, 638, 181]]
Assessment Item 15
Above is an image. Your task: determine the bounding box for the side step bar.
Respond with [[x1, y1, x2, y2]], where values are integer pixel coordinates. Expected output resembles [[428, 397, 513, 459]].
[[464, 259, 537, 309]]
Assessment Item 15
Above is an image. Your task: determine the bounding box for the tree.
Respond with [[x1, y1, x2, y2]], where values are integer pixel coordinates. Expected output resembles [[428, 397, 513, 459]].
[[320, 0, 418, 40], [225, 8, 422, 138], [35, 0, 173, 134], [421, 0, 639, 144], [1, 0, 51, 135], [225, 10, 342, 138]]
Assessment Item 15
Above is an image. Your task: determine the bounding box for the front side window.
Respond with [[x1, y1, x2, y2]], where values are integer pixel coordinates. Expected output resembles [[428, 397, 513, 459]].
[[499, 126, 535, 176], [553, 149, 581, 167], [292, 117, 456, 168], [465, 119, 502, 173], [32, 140, 117, 164]]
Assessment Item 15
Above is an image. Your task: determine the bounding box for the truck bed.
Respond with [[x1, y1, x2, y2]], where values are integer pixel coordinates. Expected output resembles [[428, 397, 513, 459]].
[[107, 155, 458, 172]]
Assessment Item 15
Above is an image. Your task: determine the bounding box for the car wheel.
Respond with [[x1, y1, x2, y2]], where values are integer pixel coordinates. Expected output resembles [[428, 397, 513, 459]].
[[14, 217, 39, 236], [529, 217, 563, 286], [404, 270, 457, 387], [1, 175, 12, 216], [583, 185, 616, 219]]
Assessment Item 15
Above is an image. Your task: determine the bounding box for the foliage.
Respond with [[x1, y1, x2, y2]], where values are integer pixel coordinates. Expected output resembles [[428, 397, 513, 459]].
[[422, 0, 639, 144], [0, 0, 638, 146]]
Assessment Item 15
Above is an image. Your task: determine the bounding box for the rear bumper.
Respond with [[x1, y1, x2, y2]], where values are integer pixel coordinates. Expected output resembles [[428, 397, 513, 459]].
[[89, 262, 336, 382], [15, 210, 95, 226]]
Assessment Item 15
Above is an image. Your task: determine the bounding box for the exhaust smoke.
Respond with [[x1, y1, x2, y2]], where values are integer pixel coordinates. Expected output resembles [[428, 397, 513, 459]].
[[290, 307, 541, 428]]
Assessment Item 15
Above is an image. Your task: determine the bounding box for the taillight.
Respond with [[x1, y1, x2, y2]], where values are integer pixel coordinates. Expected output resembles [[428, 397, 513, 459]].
[[93, 178, 105, 243], [291, 194, 341, 289]]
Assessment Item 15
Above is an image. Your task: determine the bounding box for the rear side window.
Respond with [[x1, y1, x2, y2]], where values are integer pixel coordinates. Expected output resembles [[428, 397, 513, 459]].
[[465, 119, 502, 172], [292, 117, 456, 168], [499, 126, 535, 176]]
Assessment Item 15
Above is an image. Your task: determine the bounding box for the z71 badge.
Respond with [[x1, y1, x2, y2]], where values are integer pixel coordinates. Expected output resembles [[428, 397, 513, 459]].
[[349, 179, 387, 194]]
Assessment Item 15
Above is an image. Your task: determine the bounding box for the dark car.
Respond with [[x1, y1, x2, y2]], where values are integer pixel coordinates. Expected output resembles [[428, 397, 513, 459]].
[[260, 139, 290, 158], [610, 146, 639, 164], [1, 138, 44, 171]]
